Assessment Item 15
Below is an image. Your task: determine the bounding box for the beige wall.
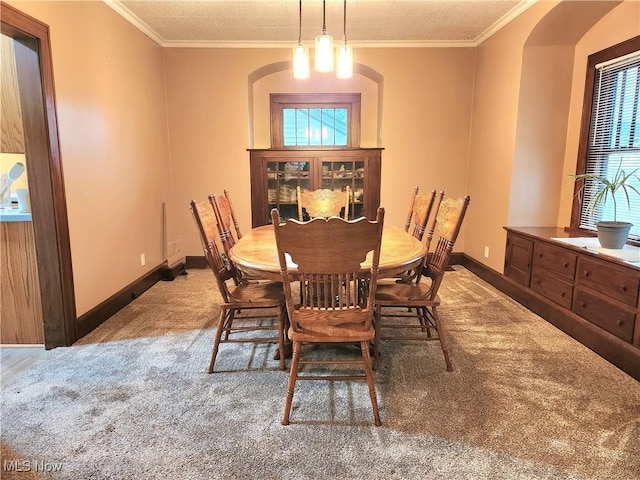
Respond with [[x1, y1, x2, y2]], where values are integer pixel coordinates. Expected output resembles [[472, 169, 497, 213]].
[[5, 0, 639, 320], [466, 0, 636, 272], [165, 47, 476, 258], [8, 1, 171, 316]]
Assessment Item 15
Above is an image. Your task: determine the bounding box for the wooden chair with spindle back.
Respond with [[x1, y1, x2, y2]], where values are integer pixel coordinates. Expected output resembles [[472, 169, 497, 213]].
[[190, 199, 288, 372], [272, 207, 385, 426], [374, 196, 471, 371], [297, 186, 351, 221], [396, 188, 443, 283], [210, 190, 242, 258]]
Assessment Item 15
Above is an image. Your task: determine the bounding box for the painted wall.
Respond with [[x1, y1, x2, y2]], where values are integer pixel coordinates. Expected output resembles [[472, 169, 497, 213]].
[[466, 0, 635, 273], [164, 47, 477, 259], [8, 1, 171, 316], [5, 0, 638, 321], [165, 48, 475, 255]]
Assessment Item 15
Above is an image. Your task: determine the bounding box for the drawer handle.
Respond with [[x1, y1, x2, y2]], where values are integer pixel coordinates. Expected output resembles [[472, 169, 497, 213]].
[[583, 270, 590, 278], [538, 253, 543, 258], [560, 292, 565, 297], [617, 320, 624, 327], [580, 301, 586, 308], [563, 262, 568, 268], [620, 285, 627, 292]]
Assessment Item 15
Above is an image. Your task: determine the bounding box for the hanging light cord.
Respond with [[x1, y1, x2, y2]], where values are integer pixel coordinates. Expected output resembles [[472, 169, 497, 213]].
[[298, 0, 303, 45], [342, 0, 347, 44], [322, 0, 327, 34]]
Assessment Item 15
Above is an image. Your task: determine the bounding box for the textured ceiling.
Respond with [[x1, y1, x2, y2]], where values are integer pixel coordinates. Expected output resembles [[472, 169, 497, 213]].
[[106, 0, 537, 47]]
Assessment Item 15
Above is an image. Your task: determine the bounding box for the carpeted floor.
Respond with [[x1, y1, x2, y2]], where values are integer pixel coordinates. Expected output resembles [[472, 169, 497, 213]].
[[1, 267, 638, 479]]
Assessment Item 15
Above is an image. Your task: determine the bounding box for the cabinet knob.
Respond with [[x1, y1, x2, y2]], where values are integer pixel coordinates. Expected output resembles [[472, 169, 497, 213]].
[[538, 253, 543, 258], [560, 292, 565, 297], [580, 301, 586, 308], [620, 285, 627, 292], [583, 270, 590, 277], [617, 320, 624, 328], [563, 262, 568, 268]]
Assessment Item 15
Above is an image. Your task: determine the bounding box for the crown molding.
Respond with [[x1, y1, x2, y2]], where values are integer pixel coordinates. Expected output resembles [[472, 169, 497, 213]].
[[475, 0, 537, 45], [105, 0, 538, 49], [103, 0, 165, 46]]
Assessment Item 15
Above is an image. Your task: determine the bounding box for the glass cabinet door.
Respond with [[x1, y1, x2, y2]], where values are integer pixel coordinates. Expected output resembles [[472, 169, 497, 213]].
[[267, 160, 311, 222], [321, 160, 365, 219]]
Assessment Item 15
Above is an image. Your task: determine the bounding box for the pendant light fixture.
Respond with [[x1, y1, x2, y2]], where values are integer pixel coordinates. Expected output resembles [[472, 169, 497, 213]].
[[336, 0, 353, 79], [293, 0, 310, 79], [314, 0, 334, 72]]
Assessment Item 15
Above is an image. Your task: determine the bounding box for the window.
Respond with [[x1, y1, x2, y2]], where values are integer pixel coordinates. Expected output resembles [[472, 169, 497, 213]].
[[270, 93, 360, 148], [572, 36, 640, 242]]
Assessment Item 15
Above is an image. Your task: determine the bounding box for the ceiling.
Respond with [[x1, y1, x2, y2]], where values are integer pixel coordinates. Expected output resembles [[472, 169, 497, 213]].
[[106, 0, 537, 48]]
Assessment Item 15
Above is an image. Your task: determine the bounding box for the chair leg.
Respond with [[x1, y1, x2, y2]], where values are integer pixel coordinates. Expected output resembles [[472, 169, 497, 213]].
[[282, 341, 301, 425], [277, 306, 287, 370], [417, 306, 433, 337], [222, 309, 235, 341], [208, 309, 231, 374], [361, 341, 382, 427], [373, 305, 381, 371], [430, 306, 452, 372]]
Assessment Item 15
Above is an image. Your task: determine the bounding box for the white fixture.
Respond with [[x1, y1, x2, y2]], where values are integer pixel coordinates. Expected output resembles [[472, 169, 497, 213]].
[[336, 0, 353, 79], [292, 0, 310, 79], [314, 0, 334, 72]]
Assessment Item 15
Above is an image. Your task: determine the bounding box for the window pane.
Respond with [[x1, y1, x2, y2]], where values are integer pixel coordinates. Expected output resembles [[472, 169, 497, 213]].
[[580, 53, 640, 239], [335, 108, 348, 145], [281, 105, 350, 147], [283, 109, 296, 146], [296, 109, 309, 146], [321, 108, 335, 145], [309, 108, 322, 146]]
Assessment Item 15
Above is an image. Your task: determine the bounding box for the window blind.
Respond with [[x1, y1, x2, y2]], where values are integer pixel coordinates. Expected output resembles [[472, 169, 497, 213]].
[[579, 50, 640, 238]]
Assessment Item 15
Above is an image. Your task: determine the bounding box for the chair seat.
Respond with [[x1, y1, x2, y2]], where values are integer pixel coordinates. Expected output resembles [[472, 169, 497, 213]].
[[225, 281, 285, 307], [288, 323, 375, 343], [375, 282, 441, 306]]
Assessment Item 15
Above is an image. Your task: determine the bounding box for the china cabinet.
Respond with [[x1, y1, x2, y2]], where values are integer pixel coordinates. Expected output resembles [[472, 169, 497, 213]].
[[248, 148, 382, 227]]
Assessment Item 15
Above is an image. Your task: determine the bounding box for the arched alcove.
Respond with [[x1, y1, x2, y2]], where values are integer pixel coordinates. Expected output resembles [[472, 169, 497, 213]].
[[508, 1, 622, 226], [247, 60, 384, 148]]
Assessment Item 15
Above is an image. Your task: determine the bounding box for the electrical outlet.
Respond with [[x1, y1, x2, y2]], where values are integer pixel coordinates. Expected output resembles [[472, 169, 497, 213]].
[[484, 246, 489, 258], [140, 253, 146, 266]]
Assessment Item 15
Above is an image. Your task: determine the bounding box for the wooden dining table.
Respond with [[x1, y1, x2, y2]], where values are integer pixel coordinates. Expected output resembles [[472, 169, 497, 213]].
[[229, 223, 427, 280]]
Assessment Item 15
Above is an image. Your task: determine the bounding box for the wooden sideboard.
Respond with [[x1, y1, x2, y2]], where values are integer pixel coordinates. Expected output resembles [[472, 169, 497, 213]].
[[504, 227, 639, 380]]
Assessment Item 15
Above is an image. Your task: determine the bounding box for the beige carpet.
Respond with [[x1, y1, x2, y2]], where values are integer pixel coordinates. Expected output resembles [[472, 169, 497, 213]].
[[1, 267, 638, 479]]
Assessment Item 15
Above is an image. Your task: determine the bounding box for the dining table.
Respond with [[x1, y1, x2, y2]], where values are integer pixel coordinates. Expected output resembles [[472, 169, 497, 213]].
[[229, 223, 427, 281]]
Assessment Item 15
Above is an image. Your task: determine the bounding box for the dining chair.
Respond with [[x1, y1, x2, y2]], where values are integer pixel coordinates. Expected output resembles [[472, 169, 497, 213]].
[[374, 195, 470, 372], [271, 207, 385, 426], [210, 190, 243, 257], [296, 186, 350, 221], [405, 188, 445, 242], [210, 190, 267, 283], [396, 188, 443, 283], [190, 199, 288, 372]]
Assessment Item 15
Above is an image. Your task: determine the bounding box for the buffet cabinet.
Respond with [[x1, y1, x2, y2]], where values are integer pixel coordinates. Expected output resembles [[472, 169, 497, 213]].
[[504, 227, 640, 380], [248, 148, 382, 227]]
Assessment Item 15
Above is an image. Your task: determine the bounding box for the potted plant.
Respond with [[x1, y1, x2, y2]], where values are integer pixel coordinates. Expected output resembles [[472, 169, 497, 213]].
[[572, 162, 640, 249]]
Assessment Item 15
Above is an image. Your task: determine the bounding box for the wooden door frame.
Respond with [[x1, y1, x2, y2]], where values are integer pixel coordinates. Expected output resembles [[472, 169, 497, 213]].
[[1, 2, 76, 347]]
